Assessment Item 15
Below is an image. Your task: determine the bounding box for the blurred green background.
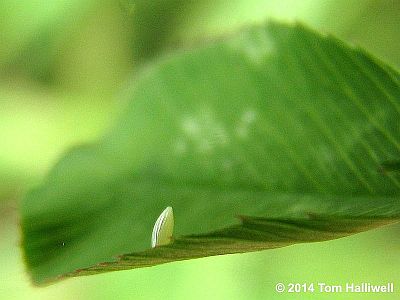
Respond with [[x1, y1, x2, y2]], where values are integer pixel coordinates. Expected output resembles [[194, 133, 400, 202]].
[[1, 0, 399, 299]]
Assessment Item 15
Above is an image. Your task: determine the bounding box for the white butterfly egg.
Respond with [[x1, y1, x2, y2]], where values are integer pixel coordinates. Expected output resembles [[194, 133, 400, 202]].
[[151, 206, 174, 248]]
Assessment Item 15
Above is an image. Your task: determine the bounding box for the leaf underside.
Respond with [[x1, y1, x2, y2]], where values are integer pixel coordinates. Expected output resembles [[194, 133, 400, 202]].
[[21, 22, 400, 285]]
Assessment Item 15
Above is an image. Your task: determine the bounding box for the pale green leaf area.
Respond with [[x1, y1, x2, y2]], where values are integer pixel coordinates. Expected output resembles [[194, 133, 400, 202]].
[[21, 22, 400, 285]]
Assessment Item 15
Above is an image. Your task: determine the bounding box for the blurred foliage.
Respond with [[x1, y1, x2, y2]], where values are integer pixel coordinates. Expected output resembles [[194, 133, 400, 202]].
[[0, 0, 399, 299]]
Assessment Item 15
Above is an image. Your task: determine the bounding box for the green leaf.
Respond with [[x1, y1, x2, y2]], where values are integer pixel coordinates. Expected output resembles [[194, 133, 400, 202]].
[[21, 22, 400, 285]]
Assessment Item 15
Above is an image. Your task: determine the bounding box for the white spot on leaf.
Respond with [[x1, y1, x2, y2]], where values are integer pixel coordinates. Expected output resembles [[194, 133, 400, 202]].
[[180, 110, 230, 153], [182, 117, 201, 136], [174, 139, 187, 155], [236, 109, 258, 139], [222, 159, 233, 170], [228, 30, 275, 64]]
